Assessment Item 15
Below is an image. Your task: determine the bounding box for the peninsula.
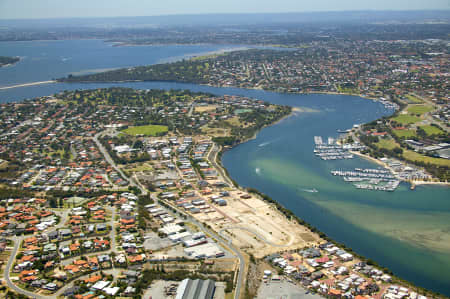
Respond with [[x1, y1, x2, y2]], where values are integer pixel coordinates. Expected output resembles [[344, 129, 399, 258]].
[[60, 41, 450, 183], [0, 56, 19, 68]]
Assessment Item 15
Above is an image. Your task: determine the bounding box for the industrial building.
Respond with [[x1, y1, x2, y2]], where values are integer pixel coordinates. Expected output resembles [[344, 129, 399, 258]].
[[175, 278, 216, 299], [184, 243, 224, 258]]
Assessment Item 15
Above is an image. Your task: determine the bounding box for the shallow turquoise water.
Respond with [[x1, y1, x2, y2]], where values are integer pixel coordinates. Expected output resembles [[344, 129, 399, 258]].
[[222, 94, 450, 295]]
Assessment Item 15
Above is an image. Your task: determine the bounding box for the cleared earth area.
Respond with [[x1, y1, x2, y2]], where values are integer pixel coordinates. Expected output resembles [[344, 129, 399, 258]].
[[257, 280, 322, 299], [196, 190, 320, 258]]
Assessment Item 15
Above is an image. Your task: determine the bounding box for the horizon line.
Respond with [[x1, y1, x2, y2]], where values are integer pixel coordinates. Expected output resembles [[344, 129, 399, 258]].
[[1, 9, 449, 21]]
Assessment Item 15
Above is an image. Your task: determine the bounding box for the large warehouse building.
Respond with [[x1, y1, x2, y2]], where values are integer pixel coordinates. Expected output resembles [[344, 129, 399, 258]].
[[175, 278, 216, 299]]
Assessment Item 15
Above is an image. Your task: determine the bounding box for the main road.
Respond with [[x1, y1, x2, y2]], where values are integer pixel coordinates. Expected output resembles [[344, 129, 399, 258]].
[[93, 130, 147, 195], [94, 131, 245, 299], [76, 131, 244, 298], [207, 143, 234, 187], [156, 194, 245, 299]]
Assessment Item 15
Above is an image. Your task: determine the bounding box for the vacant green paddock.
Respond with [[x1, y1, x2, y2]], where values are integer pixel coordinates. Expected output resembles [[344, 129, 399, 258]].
[[375, 138, 399, 150], [407, 105, 434, 116], [392, 114, 421, 125], [404, 94, 423, 104], [419, 125, 445, 136], [403, 150, 450, 167], [392, 129, 417, 138]]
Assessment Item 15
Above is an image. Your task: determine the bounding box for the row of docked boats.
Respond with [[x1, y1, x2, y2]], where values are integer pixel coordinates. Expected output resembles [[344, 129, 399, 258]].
[[331, 168, 400, 192], [331, 169, 395, 179], [354, 180, 400, 191], [314, 136, 354, 160]]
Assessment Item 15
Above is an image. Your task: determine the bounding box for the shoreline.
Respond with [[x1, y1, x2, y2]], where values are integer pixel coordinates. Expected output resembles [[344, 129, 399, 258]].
[[0, 80, 57, 90], [5, 78, 446, 186], [0, 57, 20, 69], [213, 120, 445, 298], [350, 149, 400, 173], [350, 150, 450, 187], [239, 106, 296, 144], [3, 82, 447, 296], [57, 78, 381, 103]]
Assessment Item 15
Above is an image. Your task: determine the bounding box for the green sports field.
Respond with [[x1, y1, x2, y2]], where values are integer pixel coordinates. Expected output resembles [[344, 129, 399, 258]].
[[122, 124, 168, 136]]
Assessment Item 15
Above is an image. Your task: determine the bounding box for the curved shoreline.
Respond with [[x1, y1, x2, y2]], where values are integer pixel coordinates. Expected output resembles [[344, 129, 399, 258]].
[[214, 126, 445, 298], [215, 108, 450, 297], [3, 82, 447, 297], [58, 78, 379, 101], [0, 80, 56, 90], [5, 79, 446, 186]]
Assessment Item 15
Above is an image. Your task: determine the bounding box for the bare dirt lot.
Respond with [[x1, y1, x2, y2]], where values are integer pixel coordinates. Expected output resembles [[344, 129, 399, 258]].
[[195, 105, 219, 113], [143, 231, 173, 251], [143, 280, 179, 299], [195, 190, 321, 258], [257, 280, 322, 299]]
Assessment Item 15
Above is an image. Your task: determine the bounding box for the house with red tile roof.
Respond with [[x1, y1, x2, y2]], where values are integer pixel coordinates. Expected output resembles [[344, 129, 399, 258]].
[[84, 274, 102, 284]]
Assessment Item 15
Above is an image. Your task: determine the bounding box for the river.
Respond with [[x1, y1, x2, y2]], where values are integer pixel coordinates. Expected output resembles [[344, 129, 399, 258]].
[[0, 40, 449, 295]]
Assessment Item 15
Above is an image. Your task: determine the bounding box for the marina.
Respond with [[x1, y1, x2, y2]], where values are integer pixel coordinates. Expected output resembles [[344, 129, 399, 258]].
[[337, 129, 351, 133], [314, 136, 354, 160], [331, 168, 401, 191], [377, 97, 400, 110]]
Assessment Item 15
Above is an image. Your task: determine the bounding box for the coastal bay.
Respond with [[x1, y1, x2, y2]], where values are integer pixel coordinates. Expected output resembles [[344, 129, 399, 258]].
[[0, 40, 449, 296]]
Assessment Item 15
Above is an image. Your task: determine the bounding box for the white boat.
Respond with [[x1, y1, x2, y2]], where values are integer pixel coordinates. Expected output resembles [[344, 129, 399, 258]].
[[302, 188, 318, 193]]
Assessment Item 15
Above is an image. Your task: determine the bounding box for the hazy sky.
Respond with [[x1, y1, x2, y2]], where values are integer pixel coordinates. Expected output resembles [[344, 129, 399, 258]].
[[0, 0, 449, 19]]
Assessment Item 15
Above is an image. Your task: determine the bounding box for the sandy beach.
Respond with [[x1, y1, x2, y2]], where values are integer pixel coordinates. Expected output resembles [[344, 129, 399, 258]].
[[0, 80, 57, 90]]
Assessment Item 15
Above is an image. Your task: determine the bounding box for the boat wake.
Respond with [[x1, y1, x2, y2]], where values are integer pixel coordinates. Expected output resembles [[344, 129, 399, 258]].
[[300, 188, 319, 193], [258, 138, 280, 147]]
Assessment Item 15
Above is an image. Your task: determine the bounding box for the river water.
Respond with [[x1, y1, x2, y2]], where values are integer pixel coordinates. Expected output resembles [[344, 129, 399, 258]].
[[0, 40, 449, 295]]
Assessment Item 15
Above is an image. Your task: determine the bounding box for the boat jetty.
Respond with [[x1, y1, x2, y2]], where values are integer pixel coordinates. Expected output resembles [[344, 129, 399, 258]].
[[376, 97, 399, 110], [331, 168, 401, 191], [314, 136, 362, 160]]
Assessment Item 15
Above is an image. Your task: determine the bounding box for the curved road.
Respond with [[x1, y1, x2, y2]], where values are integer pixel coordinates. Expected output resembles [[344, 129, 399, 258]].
[[54, 268, 121, 297], [207, 143, 234, 187], [93, 130, 147, 196], [4, 210, 70, 299], [5, 236, 53, 299]]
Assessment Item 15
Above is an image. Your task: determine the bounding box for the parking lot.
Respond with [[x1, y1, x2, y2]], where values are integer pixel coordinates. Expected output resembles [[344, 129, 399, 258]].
[[143, 280, 179, 299], [257, 280, 322, 299], [143, 232, 173, 251]]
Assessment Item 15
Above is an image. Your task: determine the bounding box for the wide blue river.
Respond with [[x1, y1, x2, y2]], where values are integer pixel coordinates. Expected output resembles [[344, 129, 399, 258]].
[[0, 40, 449, 295]]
